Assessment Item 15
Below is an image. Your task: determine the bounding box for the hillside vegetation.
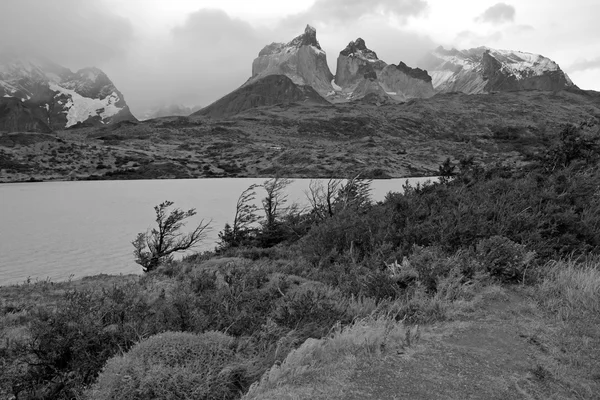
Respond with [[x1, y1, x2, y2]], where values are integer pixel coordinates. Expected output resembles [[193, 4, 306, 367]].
[[1, 89, 599, 182], [1, 121, 600, 399]]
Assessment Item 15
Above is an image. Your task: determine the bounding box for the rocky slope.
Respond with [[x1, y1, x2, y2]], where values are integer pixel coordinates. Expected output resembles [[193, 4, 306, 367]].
[[195, 75, 330, 119], [250, 25, 334, 98], [0, 53, 136, 132], [420, 46, 576, 94], [333, 38, 435, 102]]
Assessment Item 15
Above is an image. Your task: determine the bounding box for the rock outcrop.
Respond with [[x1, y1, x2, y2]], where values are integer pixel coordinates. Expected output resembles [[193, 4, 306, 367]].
[[194, 74, 329, 119], [333, 38, 435, 101], [250, 25, 334, 98], [420, 46, 577, 94], [0, 53, 136, 132]]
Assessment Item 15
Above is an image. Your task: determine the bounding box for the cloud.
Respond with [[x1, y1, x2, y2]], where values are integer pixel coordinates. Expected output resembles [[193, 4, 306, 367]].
[[317, 20, 436, 67], [455, 30, 503, 46], [287, 0, 428, 25], [172, 9, 262, 45], [477, 3, 516, 24], [514, 24, 534, 33], [0, 0, 133, 68], [569, 57, 600, 72], [116, 9, 271, 114]]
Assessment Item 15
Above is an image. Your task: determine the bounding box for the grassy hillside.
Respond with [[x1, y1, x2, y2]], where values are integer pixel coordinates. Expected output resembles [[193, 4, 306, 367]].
[[1, 118, 599, 399]]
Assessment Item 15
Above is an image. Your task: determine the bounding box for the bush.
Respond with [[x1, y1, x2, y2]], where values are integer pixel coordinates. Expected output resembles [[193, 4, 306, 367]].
[[87, 331, 242, 400], [475, 236, 536, 282], [407, 246, 455, 293]]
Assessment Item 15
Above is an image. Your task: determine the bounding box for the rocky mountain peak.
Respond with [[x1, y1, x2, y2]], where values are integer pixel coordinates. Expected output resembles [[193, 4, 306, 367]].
[[340, 38, 379, 61], [250, 25, 334, 98], [287, 24, 321, 50]]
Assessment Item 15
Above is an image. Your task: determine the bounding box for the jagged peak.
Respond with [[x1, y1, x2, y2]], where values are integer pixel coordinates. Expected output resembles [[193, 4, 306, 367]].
[[257, 24, 323, 57], [394, 61, 432, 82], [287, 24, 322, 50], [340, 38, 379, 61]]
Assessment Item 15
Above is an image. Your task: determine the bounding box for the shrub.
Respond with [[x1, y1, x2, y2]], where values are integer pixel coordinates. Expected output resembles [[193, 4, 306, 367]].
[[475, 236, 536, 282], [87, 331, 242, 400], [407, 246, 455, 292]]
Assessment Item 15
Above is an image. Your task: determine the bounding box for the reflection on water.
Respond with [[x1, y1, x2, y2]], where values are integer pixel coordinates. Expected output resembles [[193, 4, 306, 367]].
[[0, 177, 436, 286]]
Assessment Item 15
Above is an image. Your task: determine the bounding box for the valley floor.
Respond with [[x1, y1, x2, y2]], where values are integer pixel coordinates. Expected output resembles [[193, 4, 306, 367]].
[[3, 89, 599, 183]]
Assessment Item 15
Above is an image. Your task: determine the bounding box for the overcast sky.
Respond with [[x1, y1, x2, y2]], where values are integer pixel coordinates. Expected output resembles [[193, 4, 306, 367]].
[[1, 0, 598, 117]]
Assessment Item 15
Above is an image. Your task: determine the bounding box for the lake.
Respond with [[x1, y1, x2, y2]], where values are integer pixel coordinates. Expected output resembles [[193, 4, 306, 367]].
[[0, 177, 436, 286]]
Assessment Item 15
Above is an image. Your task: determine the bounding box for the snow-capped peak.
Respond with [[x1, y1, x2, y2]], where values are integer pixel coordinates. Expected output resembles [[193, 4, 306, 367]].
[[422, 45, 575, 93]]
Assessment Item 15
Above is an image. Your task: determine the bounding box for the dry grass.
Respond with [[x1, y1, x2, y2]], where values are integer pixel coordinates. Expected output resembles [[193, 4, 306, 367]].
[[242, 316, 415, 400], [538, 257, 600, 319], [532, 257, 600, 398]]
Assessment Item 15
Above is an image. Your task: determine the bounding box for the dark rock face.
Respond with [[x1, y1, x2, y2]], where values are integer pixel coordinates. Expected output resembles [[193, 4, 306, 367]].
[[194, 75, 329, 119], [420, 46, 577, 94], [340, 38, 379, 60], [0, 97, 52, 133], [394, 62, 432, 83], [0, 54, 136, 132]]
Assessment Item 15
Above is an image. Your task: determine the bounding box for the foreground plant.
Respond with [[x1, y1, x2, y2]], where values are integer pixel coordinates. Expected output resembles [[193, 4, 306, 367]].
[[133, 201, 211, 272]]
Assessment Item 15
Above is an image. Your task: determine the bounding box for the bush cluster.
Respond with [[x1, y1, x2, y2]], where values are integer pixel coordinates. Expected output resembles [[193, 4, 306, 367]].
[[88, 331, 240, 400]]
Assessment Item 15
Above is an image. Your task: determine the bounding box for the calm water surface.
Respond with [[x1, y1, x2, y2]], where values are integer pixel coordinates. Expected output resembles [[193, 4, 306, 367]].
[[0, 177, 435, 286]]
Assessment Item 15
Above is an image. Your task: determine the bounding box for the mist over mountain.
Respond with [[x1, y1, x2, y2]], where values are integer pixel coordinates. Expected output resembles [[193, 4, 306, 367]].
[[0, 53, 135, 132]]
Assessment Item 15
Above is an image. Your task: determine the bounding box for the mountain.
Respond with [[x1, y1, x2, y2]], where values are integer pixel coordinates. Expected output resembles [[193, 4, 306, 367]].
[[0, 97, 53, 133], [0, 53, 136, 132], [139, 104, 203, 121], [250, 25, 335, 98], [194, 74, 329, 119], [333, 38, 435, 102], [420, 46, 576, 94]]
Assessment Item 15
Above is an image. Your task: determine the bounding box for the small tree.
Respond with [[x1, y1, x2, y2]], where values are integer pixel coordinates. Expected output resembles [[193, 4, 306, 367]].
[[217, 184, 261, 251], [132, 201, 210, 272], [335, 175, 372, 213], [438, 157, 456, 184], [257, 177, 293, 247], [305, 178, 342, 220], [261, 177, 292, 230]]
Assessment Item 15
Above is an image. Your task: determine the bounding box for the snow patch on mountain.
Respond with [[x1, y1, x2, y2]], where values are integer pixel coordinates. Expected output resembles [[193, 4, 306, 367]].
[[422, 46, 575, 93], [49, 82, 122, 127], [430, 70, 455, 89]]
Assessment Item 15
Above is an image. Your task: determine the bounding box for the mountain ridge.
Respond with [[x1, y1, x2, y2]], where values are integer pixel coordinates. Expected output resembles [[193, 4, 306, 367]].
[[420, 46, 576, 94], [0, 54, 136, 132]]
